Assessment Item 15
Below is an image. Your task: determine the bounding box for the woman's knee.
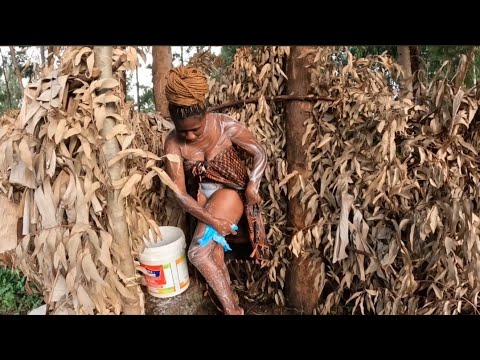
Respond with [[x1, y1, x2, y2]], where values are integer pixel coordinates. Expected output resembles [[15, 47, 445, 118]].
[[206, 189, 244, 223]]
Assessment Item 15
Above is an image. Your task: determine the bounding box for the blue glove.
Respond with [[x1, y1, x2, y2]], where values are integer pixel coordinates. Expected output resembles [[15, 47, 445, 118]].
[[197, 224, 238, 251]]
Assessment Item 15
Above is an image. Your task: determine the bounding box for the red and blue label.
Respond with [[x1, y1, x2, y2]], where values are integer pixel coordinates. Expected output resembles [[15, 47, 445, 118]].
[[141, 264, 166, 287]]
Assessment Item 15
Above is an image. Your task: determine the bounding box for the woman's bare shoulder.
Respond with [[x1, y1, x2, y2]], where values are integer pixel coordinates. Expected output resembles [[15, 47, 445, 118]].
[[210, 113, 240, 132], [210, 112, 237, 123], [164, 130, 180, 152]]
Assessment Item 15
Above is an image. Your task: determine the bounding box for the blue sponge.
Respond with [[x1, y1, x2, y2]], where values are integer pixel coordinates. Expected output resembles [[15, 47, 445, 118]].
[[197, 224, 238, 251]]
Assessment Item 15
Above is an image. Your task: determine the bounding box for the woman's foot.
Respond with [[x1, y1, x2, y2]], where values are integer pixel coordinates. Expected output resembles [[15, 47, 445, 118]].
[[225, 306, 244, 315]]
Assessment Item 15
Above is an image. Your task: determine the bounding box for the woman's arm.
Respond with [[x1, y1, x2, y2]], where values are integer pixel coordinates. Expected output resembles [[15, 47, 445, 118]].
[[223, 116, 267, 203], [164, 132, 236, 235]]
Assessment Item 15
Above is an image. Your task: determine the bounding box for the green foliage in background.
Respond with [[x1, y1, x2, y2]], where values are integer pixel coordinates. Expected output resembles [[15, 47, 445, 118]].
[[0, 267, 43, 315]]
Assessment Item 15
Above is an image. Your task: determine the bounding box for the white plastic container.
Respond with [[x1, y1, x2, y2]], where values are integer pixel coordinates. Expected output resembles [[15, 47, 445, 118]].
[[139, 226, 190, 298]]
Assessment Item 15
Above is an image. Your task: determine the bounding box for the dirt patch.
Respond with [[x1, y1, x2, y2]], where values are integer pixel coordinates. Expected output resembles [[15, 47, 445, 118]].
[[143, 279, 218, 315], [143, 277, 299, 315]]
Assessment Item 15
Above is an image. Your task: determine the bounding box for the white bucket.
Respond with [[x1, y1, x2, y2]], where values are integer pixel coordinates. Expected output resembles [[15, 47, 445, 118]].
[[139, 226, 190, 298]]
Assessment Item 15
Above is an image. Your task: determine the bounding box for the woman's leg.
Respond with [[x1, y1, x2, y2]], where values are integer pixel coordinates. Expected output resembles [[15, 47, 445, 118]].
[[187, 188, 244, 315]]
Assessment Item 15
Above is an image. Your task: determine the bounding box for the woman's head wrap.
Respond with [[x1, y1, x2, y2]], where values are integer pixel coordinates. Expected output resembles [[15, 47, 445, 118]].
[[165, 65, 209, 107]]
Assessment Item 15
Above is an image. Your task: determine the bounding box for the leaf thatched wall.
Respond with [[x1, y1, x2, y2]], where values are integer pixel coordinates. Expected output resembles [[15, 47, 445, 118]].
[[204, 47, 291, 304], [192, 46, 480, 314], [0, 47, 178, 314]]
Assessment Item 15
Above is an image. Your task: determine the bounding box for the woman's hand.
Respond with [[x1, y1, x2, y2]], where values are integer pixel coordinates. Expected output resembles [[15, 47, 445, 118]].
[[211, 217, 237, 236], [245, 181, 262, 205]]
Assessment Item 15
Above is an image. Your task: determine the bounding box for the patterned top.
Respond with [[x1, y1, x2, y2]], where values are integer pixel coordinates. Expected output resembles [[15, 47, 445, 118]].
[[184, 146, 249, 190]]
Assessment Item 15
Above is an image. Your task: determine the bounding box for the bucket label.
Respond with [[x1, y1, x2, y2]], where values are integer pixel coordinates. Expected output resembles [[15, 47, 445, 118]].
[[141, 264, 174, 289]]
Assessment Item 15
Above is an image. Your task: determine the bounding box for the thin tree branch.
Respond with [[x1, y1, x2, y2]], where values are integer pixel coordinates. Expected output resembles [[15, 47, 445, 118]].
[[473, 48, 477, 86], [112, 54, 127, 72], [136, 66, 140, 112], [454, 47, 475, 90], [208, 95, 337, 112], [40, 46, 45, 68], [47, 46, 54, 69]]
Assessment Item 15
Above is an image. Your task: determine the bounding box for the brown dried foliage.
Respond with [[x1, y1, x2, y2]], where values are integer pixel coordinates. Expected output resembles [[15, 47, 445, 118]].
[[295, 48, 480, 314], [0, 46, 177, 314]]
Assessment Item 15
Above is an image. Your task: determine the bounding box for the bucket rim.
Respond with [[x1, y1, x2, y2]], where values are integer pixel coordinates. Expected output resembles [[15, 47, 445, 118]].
[[140, 226, 186, 255]]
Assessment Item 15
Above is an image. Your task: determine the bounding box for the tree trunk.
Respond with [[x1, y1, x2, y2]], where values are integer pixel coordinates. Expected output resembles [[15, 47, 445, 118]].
[[152, 46, 172, 118], [397, 46, 413, 99], [9, 46, 23, 95], [94, 46, 142, 315], [0, 49, 13, 109], [284, 46, 320, 314]]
